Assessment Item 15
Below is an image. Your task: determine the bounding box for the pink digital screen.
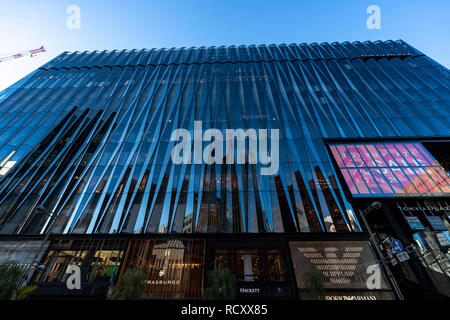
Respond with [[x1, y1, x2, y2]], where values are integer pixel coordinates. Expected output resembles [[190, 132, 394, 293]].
[[329, 142, 450, 197]]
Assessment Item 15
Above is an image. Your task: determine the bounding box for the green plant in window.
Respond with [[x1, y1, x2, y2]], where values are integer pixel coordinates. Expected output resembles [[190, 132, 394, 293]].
[[203, 264, 236, 300], [0, 260, 38, 300], [109, 268, 146, 300], [13, 285, 38, 300], [303, 271, 326, 300], [0, 261, 22, 300]]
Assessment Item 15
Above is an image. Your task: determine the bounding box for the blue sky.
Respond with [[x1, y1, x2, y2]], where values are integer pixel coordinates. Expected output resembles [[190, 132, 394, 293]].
[[0, 0, 449, 91]]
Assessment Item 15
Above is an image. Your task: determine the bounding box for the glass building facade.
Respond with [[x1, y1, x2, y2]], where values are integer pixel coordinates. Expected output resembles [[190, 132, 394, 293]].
[[0, 40, 448, 299]]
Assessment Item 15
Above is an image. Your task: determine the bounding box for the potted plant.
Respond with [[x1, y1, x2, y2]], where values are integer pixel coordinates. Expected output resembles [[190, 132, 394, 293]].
[[303, 271, 326, 300], [109, 268, 146, 300], [203, 264, 236, 300], [0, 261, 38, 300]]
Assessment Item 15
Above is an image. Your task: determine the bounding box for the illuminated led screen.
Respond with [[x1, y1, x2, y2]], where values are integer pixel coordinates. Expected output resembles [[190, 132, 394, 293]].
[[329, 142, 450, 197]]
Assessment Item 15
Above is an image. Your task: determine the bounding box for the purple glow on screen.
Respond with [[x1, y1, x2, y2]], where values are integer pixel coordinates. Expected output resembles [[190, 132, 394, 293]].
[[405, 144, 430, 166], [330, 142, 450, 197], [347, 145, 364, 167], [356, 145, 376, 167], [370, 168, 394, 194]]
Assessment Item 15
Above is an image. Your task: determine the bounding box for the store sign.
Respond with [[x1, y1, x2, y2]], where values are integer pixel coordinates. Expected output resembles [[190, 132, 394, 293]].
[[436, 233, 450, 251], [404, 216, 425, 231], [325, 295, 377, 301], [238, 285, 265, 296], [396, 202, 450, 212], [322, 290, 396, 300], [289, 241, 390, 291], [329, 142, 450, 197], [239, 288, 261, 294], [396, 251, 410, 262], [145, 279, 182, 285], [425, 216, 448, 231]]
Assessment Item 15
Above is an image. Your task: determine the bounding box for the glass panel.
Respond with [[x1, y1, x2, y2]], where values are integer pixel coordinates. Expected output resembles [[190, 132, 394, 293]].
[[119, 239, 205, 299], [289, 241, 393, 296], [213, 248, 287, 282], [330, 142, 450, 197]]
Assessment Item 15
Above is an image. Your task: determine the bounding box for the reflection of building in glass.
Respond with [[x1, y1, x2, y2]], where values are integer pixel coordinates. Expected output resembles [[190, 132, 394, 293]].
[[26, 239, 127, 297], [0, 40, 448, 299], [0, 240, 49, 270], [120, 239, 205, 299]]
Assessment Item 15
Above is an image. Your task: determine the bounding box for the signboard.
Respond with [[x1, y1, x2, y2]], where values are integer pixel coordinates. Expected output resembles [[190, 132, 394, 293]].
[[396, 251, 410, 262], [289, 241, 391, 290], [237, 283, 289, 297], [321, 291, 396, 300], [436, 233, 450, 252], [385, 248, 398, 266], [404, 216, 425, 231], [329, 142, 450, 197], [239, 286, 263, 295], [396, 202, 450, 213], [391, 239, 403, 253], [425, 216, 448, 231]]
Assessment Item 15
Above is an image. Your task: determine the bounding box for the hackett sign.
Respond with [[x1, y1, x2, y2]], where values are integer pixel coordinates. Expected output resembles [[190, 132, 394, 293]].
[[239, 288, 261, 294]]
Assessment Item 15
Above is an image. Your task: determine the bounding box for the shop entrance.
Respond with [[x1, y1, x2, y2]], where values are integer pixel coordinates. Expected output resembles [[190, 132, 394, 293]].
[[207, 237, 296, 299], [356, 198, 450, 299]]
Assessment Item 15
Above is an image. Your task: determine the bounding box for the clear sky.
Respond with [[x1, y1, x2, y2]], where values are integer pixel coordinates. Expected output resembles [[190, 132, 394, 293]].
[[0, 0, 449, 91]]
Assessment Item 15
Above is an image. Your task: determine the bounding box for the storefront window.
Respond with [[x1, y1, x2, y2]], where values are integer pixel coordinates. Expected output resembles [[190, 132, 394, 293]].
[[413, 232, 450, 276], [214, 249, 287, 282], [119, 239, 205, 299], [289, 241, 395, 300], [36, 250, 87, 283], [0, 240, 49, 270], [33, 239, 126, 284], [393, 200, 450, 278], [88, 250, 122, 282]]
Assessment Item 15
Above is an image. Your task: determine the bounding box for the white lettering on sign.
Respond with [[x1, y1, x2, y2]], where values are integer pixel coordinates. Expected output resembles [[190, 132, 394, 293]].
[[396, 251, 410, 262], [396, 202, 450, 212], [239, 288, 261, 294], [145, 280, 181, 285], [326, 295, 377, 300]]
